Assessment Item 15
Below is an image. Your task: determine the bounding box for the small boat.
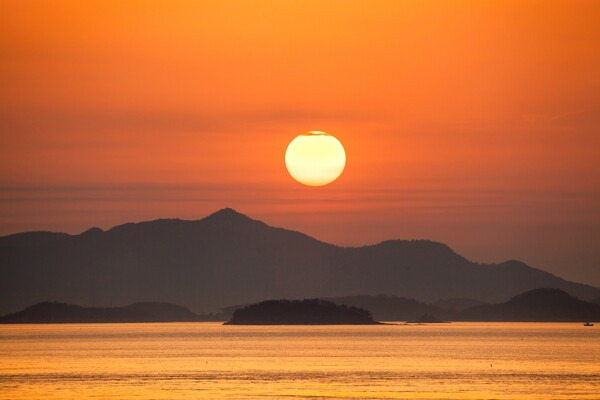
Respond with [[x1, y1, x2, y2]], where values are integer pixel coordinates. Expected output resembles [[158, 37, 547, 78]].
[[583, 322, 594, 327]]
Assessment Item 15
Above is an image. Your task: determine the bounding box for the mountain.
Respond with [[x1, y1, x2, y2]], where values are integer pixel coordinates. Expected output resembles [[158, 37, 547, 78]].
[[225, 299, 378, 325], [458, 288, 600, 322], [1, 208, 599, 314], [0, 301, 199, 323]]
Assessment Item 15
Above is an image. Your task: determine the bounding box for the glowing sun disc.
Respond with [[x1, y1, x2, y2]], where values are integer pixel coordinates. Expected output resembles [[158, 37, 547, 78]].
[[285, 131, 346, 186]]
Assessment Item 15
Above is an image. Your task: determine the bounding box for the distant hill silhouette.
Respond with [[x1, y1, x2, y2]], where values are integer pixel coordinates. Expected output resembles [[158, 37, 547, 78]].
[[1, 208, 599, 314], [225, 299, 378, 325], [3, 288, 599, 323], [0, 301, 200, 323], [457, 288, 600, 321]]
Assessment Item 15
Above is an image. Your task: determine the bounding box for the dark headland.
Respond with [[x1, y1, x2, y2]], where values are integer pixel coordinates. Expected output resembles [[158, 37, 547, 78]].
[[0, 301, 201, 324], [224, 299, 380, 325]]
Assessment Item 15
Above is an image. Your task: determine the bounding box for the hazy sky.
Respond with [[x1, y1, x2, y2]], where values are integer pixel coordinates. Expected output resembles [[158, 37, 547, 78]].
[[1, 1, 599, 286]]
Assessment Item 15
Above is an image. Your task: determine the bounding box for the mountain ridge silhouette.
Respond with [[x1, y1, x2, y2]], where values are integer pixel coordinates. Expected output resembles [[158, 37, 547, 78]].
[[1, 207, 598, 314]]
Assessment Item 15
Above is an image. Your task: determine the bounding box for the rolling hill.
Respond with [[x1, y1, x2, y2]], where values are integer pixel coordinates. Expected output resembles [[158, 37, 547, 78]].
[[458, 288, 600, 321]]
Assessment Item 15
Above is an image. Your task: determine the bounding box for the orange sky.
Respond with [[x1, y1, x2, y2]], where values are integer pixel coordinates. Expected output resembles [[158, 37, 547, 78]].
[[1, 1, 599, 285]]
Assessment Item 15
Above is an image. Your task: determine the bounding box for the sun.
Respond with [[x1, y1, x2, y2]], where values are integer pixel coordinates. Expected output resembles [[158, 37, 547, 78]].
[[285, 131, 346, 186]]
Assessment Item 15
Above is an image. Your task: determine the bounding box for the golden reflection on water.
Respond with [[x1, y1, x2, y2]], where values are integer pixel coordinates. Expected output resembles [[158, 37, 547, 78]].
[[1, 322, 599, 399]]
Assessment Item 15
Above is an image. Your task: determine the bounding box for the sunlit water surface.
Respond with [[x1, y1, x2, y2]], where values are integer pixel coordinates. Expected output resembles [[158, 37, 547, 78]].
[[1, 322, 598, 399]]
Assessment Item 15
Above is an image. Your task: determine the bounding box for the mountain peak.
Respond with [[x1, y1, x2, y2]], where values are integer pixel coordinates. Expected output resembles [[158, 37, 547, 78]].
[[203, 208, 255, 223], [207, 207, 248, 217]]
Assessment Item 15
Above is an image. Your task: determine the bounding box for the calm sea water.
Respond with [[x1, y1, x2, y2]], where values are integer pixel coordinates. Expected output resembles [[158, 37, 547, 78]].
[[1, 322, 598, 399]]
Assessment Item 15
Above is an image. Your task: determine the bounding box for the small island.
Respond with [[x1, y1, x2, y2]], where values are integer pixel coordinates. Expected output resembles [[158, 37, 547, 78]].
[[224, 299, 381, 325]]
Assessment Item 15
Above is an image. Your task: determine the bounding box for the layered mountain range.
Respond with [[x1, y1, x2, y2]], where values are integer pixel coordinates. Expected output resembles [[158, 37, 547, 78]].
[[3, 289, 599, 323], [1, 208, 598, 314]]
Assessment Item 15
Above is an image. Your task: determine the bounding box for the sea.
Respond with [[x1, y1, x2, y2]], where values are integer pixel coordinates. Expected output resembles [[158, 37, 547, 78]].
[[1, 322, 598, 399]]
